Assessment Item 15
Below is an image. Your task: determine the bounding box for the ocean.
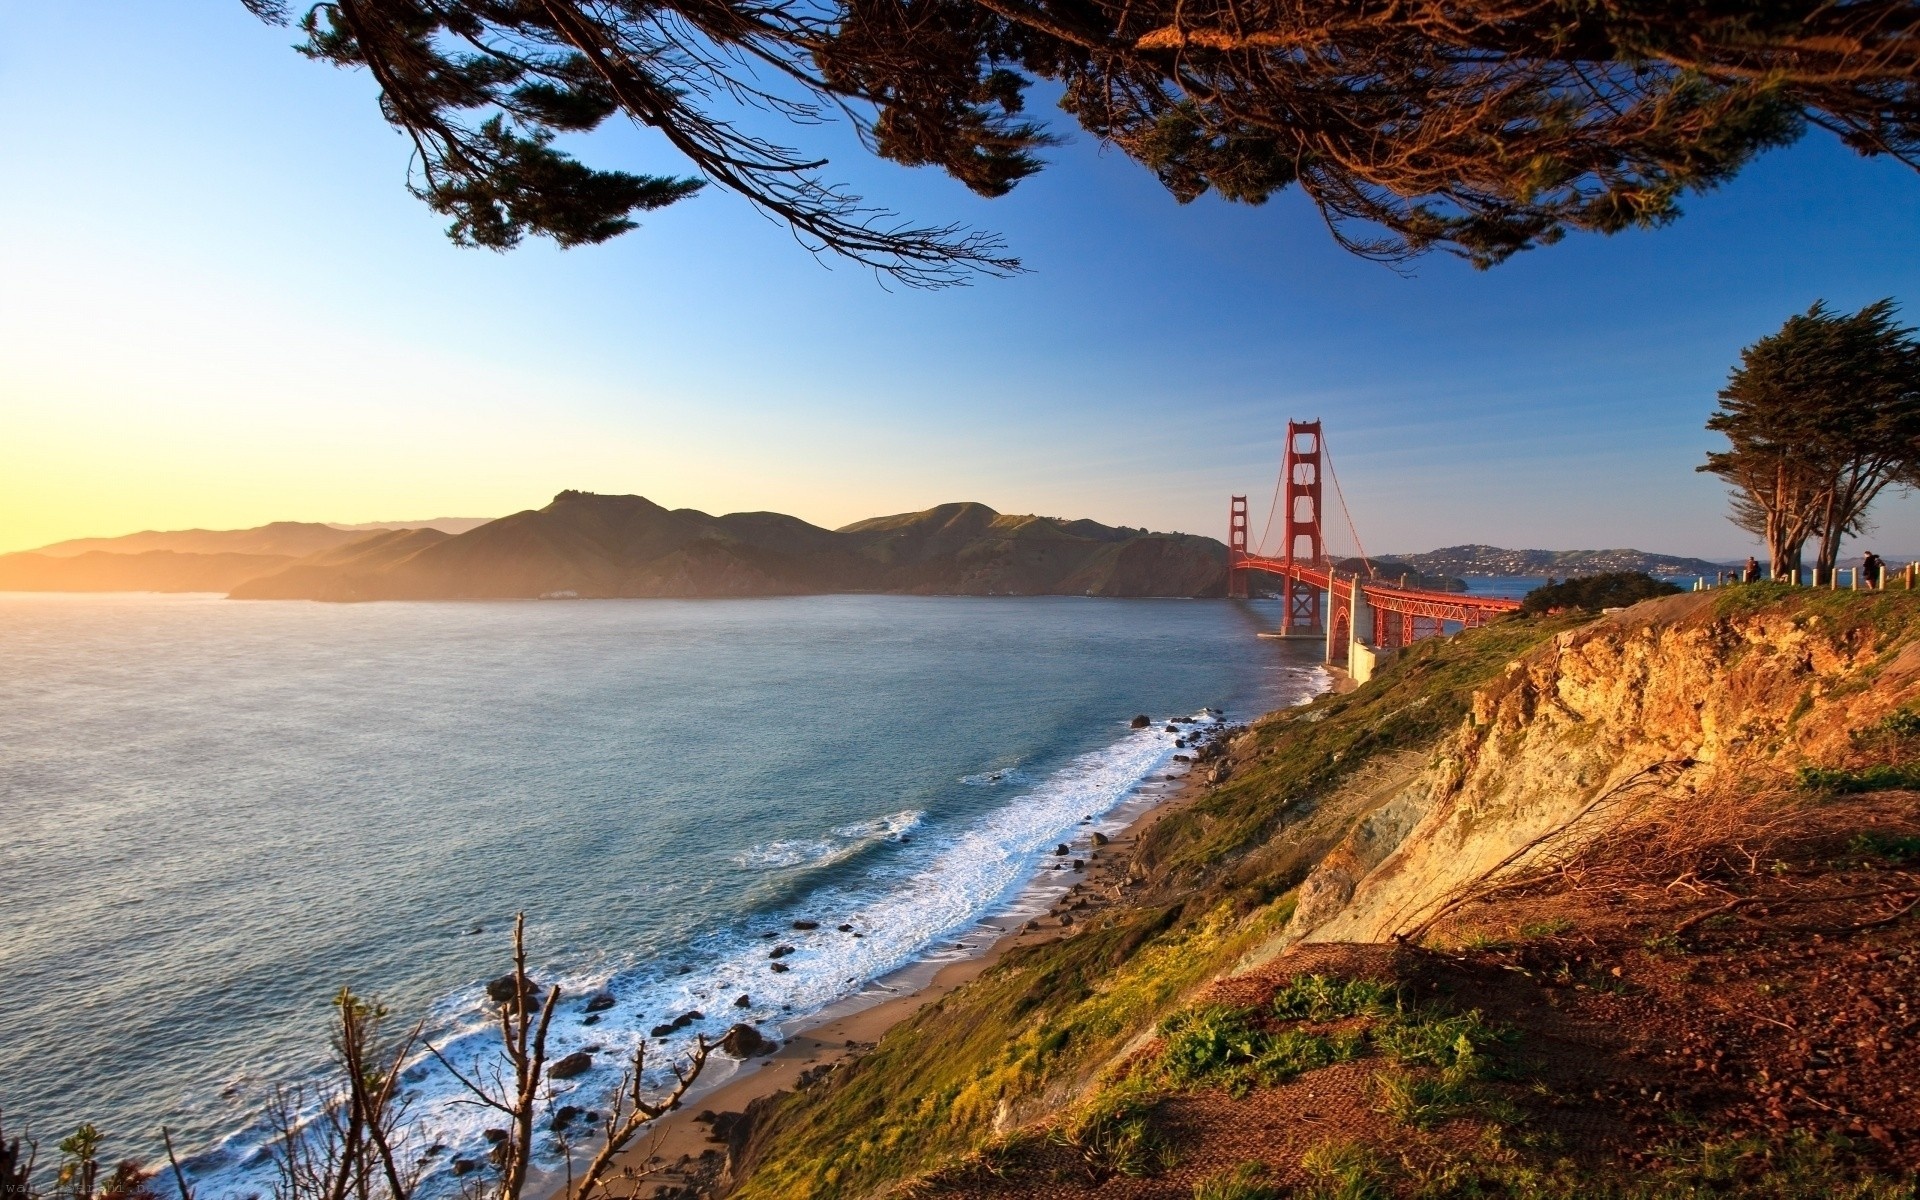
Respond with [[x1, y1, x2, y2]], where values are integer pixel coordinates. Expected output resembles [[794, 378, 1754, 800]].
[[0, 592, 1324, 1194]]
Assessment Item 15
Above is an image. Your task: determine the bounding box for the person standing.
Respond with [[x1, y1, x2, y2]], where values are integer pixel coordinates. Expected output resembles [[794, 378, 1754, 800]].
[[1862, 551, 1885, 588], [1742, 556, 1760, 583]]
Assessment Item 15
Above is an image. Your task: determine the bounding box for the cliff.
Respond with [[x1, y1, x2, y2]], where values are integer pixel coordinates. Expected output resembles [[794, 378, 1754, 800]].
[[721, 587, 1920, 1198]]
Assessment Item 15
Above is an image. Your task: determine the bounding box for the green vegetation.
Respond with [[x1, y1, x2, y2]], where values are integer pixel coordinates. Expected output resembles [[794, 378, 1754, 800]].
[[734, 588, 1920, 1199], [1798, 764, 1920, 793], [1157, 1005, 1365, 1095], [1519, 572, 1682, 615], [1048, 1080, 1173, 1180], [1702, 299, 1920, 580], [1300, 1129, 1918, 1199], [729, 894, 1298, 1197], [731, 614, 1581, 1199], [1300, 1141, 1394, 1200], [1143, 611, 1589, 886], [1145, 976, 1510, 1133], [1269, 974, 1398, 1021], [1193, 1161, 1284, 1200], [1847, 831, 1920, 862]]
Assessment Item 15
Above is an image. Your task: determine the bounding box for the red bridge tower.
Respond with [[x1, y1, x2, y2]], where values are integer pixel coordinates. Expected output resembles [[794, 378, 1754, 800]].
[[1280, 420, 1325, 635], [1227, 495, 1250, 599]]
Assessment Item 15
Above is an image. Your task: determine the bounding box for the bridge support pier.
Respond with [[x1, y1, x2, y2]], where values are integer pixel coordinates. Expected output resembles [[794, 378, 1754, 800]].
[[1326, 574, 1376, 667]]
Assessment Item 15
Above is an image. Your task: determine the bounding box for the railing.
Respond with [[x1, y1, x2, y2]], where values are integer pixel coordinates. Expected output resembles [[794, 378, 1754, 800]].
[[1689, 563, 1917, 591], [1228, 551, 1523, 622]]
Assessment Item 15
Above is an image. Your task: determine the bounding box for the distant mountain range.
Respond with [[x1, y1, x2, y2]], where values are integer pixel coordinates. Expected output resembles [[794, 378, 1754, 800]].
[[1, 502, 1737, 601], [1390, 544, 1727, 578], [0, 494, 1227, 600]]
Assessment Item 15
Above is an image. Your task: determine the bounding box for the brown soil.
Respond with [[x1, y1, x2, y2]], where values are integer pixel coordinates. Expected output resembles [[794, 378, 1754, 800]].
[[910, 790, 1920, 1198]]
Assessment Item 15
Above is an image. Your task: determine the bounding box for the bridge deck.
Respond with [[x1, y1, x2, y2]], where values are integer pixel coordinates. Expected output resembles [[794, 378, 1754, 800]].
[[1229, 552, 1521, 624]]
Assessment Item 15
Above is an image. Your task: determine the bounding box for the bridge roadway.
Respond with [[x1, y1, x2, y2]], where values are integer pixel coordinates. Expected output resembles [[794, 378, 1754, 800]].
[[1228, 549, 1512, 648]]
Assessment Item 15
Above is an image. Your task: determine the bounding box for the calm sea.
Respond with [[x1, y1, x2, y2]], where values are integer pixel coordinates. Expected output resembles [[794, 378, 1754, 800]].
[[0, 592, 1322, 1193]]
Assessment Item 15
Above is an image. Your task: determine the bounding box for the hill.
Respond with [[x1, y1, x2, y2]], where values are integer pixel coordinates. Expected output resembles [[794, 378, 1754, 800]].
[[223, 493, 1228, 600], [1396, 543, 1725, 577], [0, 550, 295, 593], [716, 587, 1920, 1199], [29, 521, 376, 559]]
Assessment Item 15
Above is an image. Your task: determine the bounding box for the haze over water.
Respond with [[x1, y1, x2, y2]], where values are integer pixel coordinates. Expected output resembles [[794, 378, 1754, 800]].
[[0, 592, 1321, 1192]]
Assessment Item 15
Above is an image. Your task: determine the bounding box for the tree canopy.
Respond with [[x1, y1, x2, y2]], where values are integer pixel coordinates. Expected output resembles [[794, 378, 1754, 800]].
[[1701, 299, 1920, 577], [1520, 572, 1680, 615], [248, 0, 1920, 283]]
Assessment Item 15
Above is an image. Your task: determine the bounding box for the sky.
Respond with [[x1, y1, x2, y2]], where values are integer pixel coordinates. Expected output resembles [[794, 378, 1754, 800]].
[[4, 5, 1920, 560]]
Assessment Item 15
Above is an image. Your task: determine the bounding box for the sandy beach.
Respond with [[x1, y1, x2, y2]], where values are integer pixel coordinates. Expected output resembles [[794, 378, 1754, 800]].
[[600, 726, 1243, 1199]]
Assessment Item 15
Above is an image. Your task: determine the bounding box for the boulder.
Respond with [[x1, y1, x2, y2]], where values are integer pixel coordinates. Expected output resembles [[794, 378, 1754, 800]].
[[791, 919, 819, 930], [482, 1129, 508, 1145], [548, 1052, 593, 1080], [720, 1023, 776, 1058], [1129, 714, 1151, 728], [550, 1105, 583, 1131], [1091, 832, 1110, 846], [650, 1023, 676, 1038], [584, 992, 616, 1013], [733, 993, 751, 1008], [582, 1015, 601, 1027], [770, 962, 790, 973], [836, 924, 854, 932], [1053, 844, 1069, 856], [769, 945, 796, 959], [485, 973, 540, 1007]]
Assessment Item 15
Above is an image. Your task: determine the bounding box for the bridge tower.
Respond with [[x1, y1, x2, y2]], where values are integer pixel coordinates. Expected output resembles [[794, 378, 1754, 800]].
[[1227, 495, 1250, 599], [1281, 420, 1325, 635]]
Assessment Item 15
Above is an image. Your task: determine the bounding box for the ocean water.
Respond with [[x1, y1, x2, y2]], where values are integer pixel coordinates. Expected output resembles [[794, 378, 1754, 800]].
[[0, 592, 1323, 1193]]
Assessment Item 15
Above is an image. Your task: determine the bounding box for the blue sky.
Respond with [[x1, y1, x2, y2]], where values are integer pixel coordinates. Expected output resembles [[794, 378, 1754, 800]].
[[4, 3, 1920, 559]]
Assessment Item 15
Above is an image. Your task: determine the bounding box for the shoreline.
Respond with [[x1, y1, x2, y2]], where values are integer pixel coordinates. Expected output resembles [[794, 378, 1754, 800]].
[[597, 718, 1256, 1199]]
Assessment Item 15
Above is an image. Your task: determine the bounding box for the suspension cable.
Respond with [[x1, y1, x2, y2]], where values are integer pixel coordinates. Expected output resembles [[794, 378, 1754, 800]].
[[1320, 434, 1373, 576], [1256, 448, 1286, 557]]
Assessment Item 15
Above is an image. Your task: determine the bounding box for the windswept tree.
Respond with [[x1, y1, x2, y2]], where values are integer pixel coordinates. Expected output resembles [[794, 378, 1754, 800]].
[[244, 0, 1920, 283], [1701, 299, 1920, 579], [7, 916, 717, 1200]]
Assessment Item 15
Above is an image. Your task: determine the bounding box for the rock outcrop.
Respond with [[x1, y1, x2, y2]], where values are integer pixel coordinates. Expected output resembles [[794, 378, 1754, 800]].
[[1288, 591, 1920, 945]]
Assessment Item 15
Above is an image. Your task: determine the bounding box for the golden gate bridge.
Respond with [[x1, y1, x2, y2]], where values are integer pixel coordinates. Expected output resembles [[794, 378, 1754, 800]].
[[1230, 421, 1520, 675]]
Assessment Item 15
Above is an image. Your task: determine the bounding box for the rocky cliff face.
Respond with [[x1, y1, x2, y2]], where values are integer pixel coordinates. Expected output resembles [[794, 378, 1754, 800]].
[[1289, 590, 1920, 945]]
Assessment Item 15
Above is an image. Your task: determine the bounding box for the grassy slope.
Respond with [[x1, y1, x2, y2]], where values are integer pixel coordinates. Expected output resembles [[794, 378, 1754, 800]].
[[731, 613, 1587, 1199]]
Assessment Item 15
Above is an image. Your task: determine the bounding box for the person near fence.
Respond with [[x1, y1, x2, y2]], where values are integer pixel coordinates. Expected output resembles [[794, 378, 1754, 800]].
[[1862, 551, 1885, 589], [1742, 556, 1760, 584]]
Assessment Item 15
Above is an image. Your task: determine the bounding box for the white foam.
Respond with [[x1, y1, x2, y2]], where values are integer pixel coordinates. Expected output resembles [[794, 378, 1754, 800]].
[[190, 713, 1232, 1198]]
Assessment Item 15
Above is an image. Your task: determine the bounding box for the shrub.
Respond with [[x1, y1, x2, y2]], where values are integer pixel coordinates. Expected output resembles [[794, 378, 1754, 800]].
[[1299, 1140, 1394, 1200], [1269, 974, 1396, 1021], [1192, 1161, 1284, 1200], [1798, 764, 1920, 794], [1848, 832, 1920, 862], [1050, 1084, 1173, 1180], [1157, 1005, 1362, 1095], [1520, 572, 1681, 616]]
